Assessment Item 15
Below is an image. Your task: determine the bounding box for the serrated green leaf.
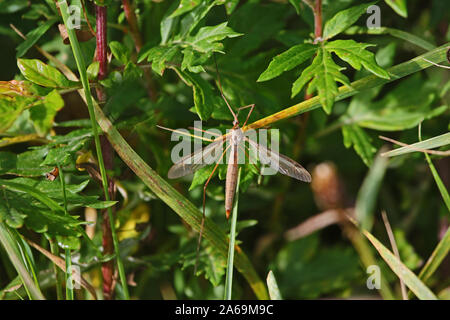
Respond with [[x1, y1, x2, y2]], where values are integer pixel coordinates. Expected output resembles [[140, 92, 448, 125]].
[[173, 68, 225, 120], [169, 0, 202, 18], [325, 40, 390, 79], [185, 22, 243, 53], [258, 44, 316, 82], [29, 89, 64, 135], [41, 138, 87, 166], [385, 0, 408, 18], [17, 59, 78, 89], [346, 75, 439, 131], [138, 45, 180, 75], [292, 48, 351, 113], [179, 0, 222, 37], [0, 148, 52, 177], [342, 124, 376, 166], [0, 97, 32, 133], [323, 2, 376, 40], [189, 165, 214, 190], [109, 41, 130, 65], [16, 18, 57, 57]]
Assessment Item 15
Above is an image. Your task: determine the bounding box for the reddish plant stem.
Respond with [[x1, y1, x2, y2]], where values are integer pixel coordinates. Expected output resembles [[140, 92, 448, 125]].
[[95, 5, 108, 82], [95, 4, 116, 300], [121, 0, 157, 100], [122, 0, 142, 51], [314, 0, 322, 40]]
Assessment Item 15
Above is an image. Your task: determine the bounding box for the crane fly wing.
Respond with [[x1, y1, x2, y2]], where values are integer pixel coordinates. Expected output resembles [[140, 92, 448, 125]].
[[246, 137, 311, 182], [168, 138, 226, 179]]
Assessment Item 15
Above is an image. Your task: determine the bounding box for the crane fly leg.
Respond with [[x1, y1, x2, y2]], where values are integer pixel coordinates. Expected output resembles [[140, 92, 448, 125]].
[[194, 144, 231, 274]]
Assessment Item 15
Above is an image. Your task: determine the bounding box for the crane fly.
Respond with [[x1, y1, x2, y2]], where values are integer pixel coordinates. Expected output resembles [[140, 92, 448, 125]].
[[159, 73, 311, 272]]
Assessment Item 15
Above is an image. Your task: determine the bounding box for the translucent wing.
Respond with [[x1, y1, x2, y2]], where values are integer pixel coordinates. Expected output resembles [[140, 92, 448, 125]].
[[246, 137, 311, 182], [168, 138, 226, 179]]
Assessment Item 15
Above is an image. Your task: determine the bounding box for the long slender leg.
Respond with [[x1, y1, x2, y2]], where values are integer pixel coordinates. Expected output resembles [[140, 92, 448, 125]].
[[241, 104, 255, 128], [188, 126, 222, 137], [157, 125, 214, 142], [194, 144, 231, 274]]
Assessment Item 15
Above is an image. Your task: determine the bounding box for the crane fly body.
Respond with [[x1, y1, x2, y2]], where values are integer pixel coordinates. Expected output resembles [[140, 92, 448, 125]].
[[159, 65, 311, 273]]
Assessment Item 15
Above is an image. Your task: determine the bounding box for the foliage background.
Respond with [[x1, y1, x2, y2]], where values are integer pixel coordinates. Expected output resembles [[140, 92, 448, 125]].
[[0, 0, 449, 300]]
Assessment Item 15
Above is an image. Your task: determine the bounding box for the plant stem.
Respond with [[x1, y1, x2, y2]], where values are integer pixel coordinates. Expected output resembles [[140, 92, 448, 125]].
[[49, 239, 63, 300], [95, 5, 108, 82], [314, 0, 322, 40], [224, 168, 242, 300], [121, 0, 157, 100], [58, 0, 130, 300], [244, 43, 450, 132], [57, 164, 73, 300], [94, 3, 116, 300]]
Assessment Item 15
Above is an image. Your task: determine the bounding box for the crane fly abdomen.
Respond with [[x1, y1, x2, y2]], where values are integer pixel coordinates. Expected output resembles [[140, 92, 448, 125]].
[[225, 130, 241, 219]]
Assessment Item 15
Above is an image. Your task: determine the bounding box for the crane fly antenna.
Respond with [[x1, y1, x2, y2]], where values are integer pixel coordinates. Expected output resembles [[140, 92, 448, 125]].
[[214, 54, 238, 123]]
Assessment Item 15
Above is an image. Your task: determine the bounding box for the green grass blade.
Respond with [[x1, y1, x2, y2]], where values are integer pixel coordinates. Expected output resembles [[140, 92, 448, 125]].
[[266, 270, 282, 300], [355, 149, 389, 231], [0, 223, 45, 300], [360, 225, 437, 300], [224, 168, 241, 300], [382, 132, 450, 157]]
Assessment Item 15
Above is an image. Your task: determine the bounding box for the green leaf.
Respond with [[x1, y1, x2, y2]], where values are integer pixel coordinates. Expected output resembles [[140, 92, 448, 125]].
[[224, 0, 240, 14], [17, 59, 78, 89], [288, 0, 301, 14], [0, 97, 31, 133], [342, 124, 376, 166], [185, 22, 243, 53], [385, 0, 408, 18], [41, 138, 88, 166], [0, 204, 26, 228], [267, 270, 282, 300], [382, 132, 450, 157], [258, 44, 316, 82], [325, 40, 390, 79], [0, 148, 53, 177], [323, 2, 376, 40], [346, 75, 440, 131], [355, 149, 388, 230], [86, 61, 100, 80], [173, 68, 225, 120], [418, 227, 450, 287], [16, 18, 57, 57], [360, 226, 437, 300], [292, 48, 351, 113], [137, 45, 180, 76], [189, 165, 214, 191], [29, 89, 64, 135], [169, 0, 202, 18], [109, 41, 130, 65]]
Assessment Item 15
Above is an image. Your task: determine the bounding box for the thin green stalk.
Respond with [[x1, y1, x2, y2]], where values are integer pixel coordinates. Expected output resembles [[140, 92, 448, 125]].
[[57, 164, 73, 300], [58, 0, 129, 299], [0, 223, 44, 300], [49, 239, 63, 300], [224, 168, 242, 300]]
